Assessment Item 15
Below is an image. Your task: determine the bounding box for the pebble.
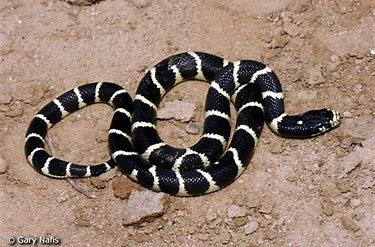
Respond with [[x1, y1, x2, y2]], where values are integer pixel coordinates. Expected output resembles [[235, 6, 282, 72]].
[[306, 66, 325, 86], [269, 139, 284, 154], [205, 210, 218, 222], [5, 101, 24, 117], [244, 221, 259, 235], [112, 176, 139, 199], [349, 198, 361, 208], [185, 122, 200, 135], [321, 201, 334, 216], [197, 232, 209, 241], [157, 100, 196, 122], [97, 167, 117, 182], [134, 233, 152, 243], [218, 230, 231, 244], [264, 229, 277, 240], [341, 135, 375, 177], [233, 217, 248, 227], [353, 83, 362, 94], [89, 177, 106, 189], [320, 180, 341, 197], [258, 202, 273, 215], [208, 218, 222, 229], [130, 0, 151, 8], [0, 156, 8, 174], [56, 192, 69, 203], [0, 90, 12, 105], [336, 180, 351, 193], [227, 204, 248, 218], [358, 95, 367, 105], [282, 21, 301, 37], [340, 216, 360, 232], [122, 190, 169, 226], [330, 54, 340, 63], [361, 176, 374, 189]]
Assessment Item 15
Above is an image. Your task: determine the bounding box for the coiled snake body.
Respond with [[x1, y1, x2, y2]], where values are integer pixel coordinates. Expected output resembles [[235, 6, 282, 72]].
[[25, 52, 340, 196]]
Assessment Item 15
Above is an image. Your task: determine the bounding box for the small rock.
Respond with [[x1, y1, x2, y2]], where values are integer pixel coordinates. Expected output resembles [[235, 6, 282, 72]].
[[283, 22, 301, 37], [258, 202, 273, 215], [322, 200, 334, 216], [89, 177, 106, 189], [320, 180, 341, 197], [197, 232, 209, 241], [5, 101, 24, 117], [343, 111, 353, 118], [157, 100, 196, 122], [264, 229, 277, 240], [336, 180, 351, 193], [185, 122, 200, 135], [306, 66, 325, 86], [330, 54, 340, 63], [123, 190, 169, 226], [349, 198, 361, 208], [358, 95, 367, 105], [218, 230, 231, 244], [205, 210, 218, 222], [233, 217, 248, 227], [286, 172, 298, 182], [244, 221, 259, 235], [269, 139, 284, 154], [361, 176, 374, 189], [97, 167, 117, 182], [112, 176, 140, 199], [269, 35, 289, 49], [340, 216, 360, 232], [56, 192, 69, 203], [134, 233, 152, 243], [263, 214, 273, 220], [340, 136, 375, 177], [227, 204, 248, 218], [0, 156, 8, 174], [0, 89, 12, 105], [130, 0, 151, 8], [353, 83, 363, 93], [208, 218, 222, 229]]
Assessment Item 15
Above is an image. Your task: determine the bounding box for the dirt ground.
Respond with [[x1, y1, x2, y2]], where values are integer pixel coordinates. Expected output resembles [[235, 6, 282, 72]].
[[1, 0, 374, 246]]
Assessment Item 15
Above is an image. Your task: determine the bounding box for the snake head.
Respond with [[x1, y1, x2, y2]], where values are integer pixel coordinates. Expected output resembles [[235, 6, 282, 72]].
[[275, 109, 341, 138], [298, 108, 341, 137]]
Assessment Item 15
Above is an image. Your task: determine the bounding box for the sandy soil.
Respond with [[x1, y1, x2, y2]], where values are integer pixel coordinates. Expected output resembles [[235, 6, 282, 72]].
[[1, 0, 374, 246]]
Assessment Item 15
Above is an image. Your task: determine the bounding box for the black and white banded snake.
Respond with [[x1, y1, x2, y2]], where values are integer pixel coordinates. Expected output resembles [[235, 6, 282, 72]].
[[25, 52, 341, 196]]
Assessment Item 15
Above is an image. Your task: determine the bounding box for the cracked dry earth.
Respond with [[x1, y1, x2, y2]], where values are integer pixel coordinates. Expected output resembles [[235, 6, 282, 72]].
[[0, 0, 374, 246]]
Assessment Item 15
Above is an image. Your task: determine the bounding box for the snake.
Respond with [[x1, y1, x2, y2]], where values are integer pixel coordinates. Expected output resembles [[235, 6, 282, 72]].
[[25, 52, 341, 196]]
